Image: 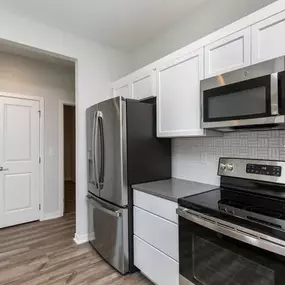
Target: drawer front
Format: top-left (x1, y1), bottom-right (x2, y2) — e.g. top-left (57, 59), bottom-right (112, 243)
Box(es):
top-left (133, 190), bottom-right (178, 224)
top-left (134, 235), bottom-right (179, 285)
top-left (134, 206), bottom-right (178, 261)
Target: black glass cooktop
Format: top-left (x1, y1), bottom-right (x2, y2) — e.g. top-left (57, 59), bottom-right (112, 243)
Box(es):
top-left (178, 188), bottom-right (285, 239)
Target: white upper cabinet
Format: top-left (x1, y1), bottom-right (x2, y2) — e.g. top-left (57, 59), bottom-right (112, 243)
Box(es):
top-left (131, 68), bottom-right (156, 100)
top-left (112, 80), bottom-right (132, 99)
top-left (252, 10), bottom-right (285, 64)
top-left (157, 48), bottom-right (205, 137)
top-left (112, 67), bottom-right (156, 100)
top-left (204, 28), bottom-right (251, 78)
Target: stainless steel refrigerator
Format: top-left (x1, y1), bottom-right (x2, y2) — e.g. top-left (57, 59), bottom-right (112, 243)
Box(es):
top-left (86, 96), bottom-right (171, 274)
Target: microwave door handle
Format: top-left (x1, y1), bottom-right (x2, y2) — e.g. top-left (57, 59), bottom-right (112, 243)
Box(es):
top-left (271, 72), bottom-right (279, 115)
top-left (94, 112), bottom-right (100, 189)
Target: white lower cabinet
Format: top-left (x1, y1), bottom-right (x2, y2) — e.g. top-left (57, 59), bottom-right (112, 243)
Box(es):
top-left (133, 190), bottom-right (178, 224)
top-left (133, 190), bottom-right (179, 285)
top-left (134, 236), bottom-right (179, 285)
top-left (134, 206), bottom-right (178, 261)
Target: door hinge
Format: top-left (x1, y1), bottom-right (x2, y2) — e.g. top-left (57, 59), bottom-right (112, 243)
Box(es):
top-left (39, 204), bottom-right (41, 210)
top-left (39, 157), bottom-right (41, 164)
top-left (38, 110), bottom-right (41, 117)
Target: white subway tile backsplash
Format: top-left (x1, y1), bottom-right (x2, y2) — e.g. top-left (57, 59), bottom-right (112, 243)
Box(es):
top-left (172, 130), bottom-right (285, 185)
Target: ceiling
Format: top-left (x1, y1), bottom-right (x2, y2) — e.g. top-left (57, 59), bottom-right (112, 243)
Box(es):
top-left (0, 0), bottom-right (208, 51)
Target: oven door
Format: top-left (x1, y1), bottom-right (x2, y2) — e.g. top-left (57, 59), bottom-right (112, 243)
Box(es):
top-left (177, 208), bottom-right (285, 285)
top-left (201, 73), bottom-right (285, 130)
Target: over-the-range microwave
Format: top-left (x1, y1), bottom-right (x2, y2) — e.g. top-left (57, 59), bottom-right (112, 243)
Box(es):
top-left (201, 56), bottom-right (285, 132)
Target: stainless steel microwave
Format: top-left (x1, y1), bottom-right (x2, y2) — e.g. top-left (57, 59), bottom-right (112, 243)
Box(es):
top-left (201, 56), bottom-right (285, 131)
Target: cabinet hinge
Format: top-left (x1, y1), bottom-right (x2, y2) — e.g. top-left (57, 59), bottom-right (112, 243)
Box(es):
top-left (38, 110), bottom-right (41, 117)
top-left (39, 204), bottom-right (41, 210)
top-left (39, 157), bottom-right (41, 164)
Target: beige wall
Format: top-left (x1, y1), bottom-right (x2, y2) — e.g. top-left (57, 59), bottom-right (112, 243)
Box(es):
top-left (0, 51), bottom-right (75, 217)
top-left (64, 105), bottom-right (76, 182)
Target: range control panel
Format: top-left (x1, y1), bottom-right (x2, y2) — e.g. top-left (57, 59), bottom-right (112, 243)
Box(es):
top-left (218, 158), bottom-right (285, 183)
top-left (246, 164), bottom-right (282, 177)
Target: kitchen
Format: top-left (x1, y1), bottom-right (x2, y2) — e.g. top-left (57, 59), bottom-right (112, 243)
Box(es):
top-left (0, 0), bottom-right (285, 284)
top-left (88, 0), bottom-right (285, 284)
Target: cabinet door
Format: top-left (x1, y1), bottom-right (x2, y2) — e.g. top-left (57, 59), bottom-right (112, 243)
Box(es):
top-left (252, 10), bottom-right (285, 64)
top-left (112, 80), bottom-right (132, 99)
top-left (132, 69), bottom-right (156, 100)
top-left (157, 48), bottom-right (205, 137)
top-left (205, 28), bottom-right (251, 78)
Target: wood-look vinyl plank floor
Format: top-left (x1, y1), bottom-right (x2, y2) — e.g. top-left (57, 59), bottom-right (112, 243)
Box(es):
top-left (0, 213), bottom-right (152, 285)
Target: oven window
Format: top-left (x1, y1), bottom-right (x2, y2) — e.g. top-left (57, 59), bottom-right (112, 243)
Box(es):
top-left (208, 86), bottom-right (266, 119)
top-left (193, 236), bottom-right (274, 285)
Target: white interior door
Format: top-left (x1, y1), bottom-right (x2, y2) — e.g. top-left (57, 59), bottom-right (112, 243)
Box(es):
top-left (0, 96), bottom-right (40, 228)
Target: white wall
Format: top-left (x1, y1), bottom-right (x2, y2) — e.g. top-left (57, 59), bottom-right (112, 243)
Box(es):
top-left (0, 52), bottom-right (75, 217)
top-left (0, 8), bottom-right (133, 240)
top-left (132, 0), bottom-right (277, 69)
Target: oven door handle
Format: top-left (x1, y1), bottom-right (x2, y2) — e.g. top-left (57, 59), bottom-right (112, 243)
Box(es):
top-left (177, 207), bottom-right (285, 257)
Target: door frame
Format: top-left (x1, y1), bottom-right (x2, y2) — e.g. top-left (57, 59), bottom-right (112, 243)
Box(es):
top-left (59, 100), bottom-right (76, 217)
top-left (0, 92), bottom-right (45, 221)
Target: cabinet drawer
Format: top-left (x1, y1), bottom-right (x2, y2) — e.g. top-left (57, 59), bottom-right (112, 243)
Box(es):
top-left (134, 206), bottom-right (178, 261)
top-left (133, 190), bottom-right (178, 224)
top-left (134, 235), bottom-right (179, 285)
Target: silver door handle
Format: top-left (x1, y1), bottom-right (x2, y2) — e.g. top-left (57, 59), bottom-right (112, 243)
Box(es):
top-left (91, 112), bottom-right (97, 185)
top-left (94, 112), bottom-right (100, 189)
top-left (87, 195), bottom-right (121, 217)
top-left (0, 167), bottom-right (8, 172)
top-left (97, 111), bottom-right (104, 189)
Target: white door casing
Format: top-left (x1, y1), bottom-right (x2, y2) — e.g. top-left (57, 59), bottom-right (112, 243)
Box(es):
top-left (0, 96), bottom-right (40, 228)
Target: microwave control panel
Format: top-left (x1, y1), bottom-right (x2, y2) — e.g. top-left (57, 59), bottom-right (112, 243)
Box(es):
top-left (246, 164), bottom-right (282, 177)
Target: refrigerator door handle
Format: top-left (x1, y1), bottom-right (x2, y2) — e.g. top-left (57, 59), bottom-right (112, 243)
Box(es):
top-left (94, 111), bottom-right (100, 189)
top-left (98, 111), bottom-right (105, 189)
top-left (91, 112), bottom-right (96, 185)
top-left (87, 195), bottom-right (121, 217)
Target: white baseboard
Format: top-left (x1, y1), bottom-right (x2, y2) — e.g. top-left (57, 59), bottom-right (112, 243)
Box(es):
top-left (42, 211), bottom-right (62, 221)
top-left (73, 232), bottom-right (94, 245)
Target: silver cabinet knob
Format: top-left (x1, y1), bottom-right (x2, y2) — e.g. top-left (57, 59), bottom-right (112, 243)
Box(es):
top-left (220, 163), bottom-right (226, 170)
top-left (226, 164), bottom-right (234, 171)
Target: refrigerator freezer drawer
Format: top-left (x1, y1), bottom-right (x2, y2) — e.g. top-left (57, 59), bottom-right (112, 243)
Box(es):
top-left (87, 194), bottom-right (129, 274)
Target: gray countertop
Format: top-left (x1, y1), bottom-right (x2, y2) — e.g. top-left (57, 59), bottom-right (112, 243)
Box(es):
top-left (132, 178), bottom-right (217, 202)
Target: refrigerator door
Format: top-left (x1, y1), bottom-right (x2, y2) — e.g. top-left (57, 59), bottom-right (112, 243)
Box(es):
top-left (97, 97), bottom-right (127, 206)
top-left (86, 104), bottom-right (100, 197)
top-left (87, 194), bottom-right (129, 274)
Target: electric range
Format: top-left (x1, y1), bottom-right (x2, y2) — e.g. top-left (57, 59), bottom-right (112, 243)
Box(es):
top-left (177, 158), bottom-right (285, 285)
